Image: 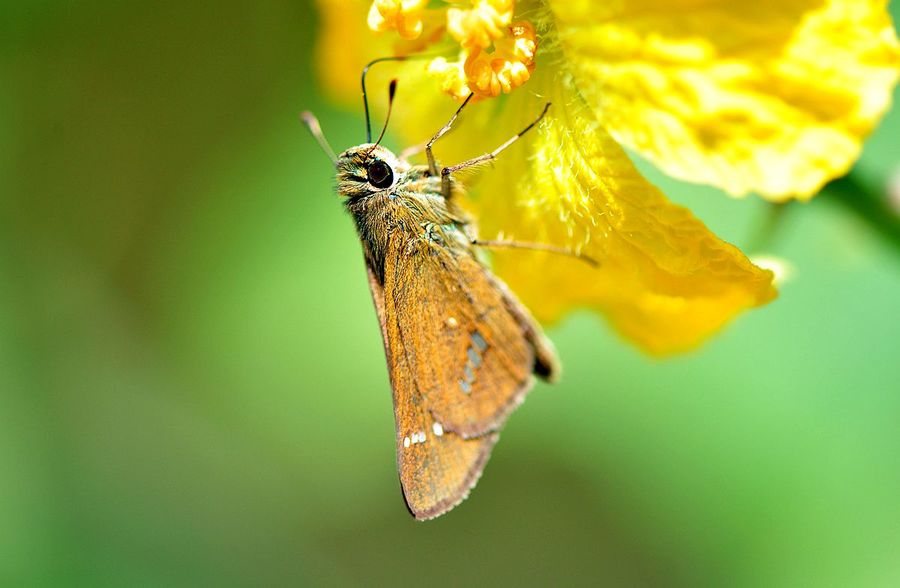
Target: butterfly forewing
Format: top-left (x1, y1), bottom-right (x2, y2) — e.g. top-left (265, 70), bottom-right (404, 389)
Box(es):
top-left (392, 243), bottom-right (540, 438)
top-left (365, 230), bottom-right (556, 519)
top-left (367, 261), bottom-right (499, 520)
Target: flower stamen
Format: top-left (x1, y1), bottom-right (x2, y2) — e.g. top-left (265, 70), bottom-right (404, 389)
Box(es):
top-left (459, 21), bottom-right (538, 99)
top-left (367, 0), bottom-right (429, 40)
top-left (366, 0), bottom-right (538, 101)
top-left (447, 0), bottom-right (514, 49)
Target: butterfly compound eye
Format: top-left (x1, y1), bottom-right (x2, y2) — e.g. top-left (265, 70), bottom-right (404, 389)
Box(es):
top-left (367, 160), bottom-right (393, 189)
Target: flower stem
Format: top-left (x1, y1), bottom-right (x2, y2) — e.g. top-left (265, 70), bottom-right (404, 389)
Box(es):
top-left (824, 172), bottom-right (900, 253)
top-left (746, 201), bottom-right (792, 253)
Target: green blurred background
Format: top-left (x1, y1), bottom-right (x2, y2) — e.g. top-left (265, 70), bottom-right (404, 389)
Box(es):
top-left (3, 2), bottom-right (900, 586)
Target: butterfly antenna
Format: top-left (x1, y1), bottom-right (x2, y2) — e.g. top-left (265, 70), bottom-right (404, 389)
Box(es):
top-left (362, 56), bottom-right (410, 143)
top-left (374, 80), bottom-right (398, 147)
top-left (300, 111), bottom-right (337, 164)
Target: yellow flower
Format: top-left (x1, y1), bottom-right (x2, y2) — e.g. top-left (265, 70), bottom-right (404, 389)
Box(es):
top-left (313, 0), bottom-right (900, 354)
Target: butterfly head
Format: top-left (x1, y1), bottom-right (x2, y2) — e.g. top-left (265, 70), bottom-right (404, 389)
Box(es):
top-left (303, 73), bottom-right (405, 200)
top-left (336, 144), bottom-right (407, 199)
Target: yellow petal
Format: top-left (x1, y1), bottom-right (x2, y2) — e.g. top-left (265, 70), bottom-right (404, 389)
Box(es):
top-left (550, 0), bottom-right (900, 200)
top-left (465, 74), bottom-right (776, 354)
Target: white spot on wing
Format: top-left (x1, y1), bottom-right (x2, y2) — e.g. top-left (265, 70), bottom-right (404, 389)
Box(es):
top-left (403, 436), bottom-right (411, 448)
top-left (446, 317), bottom-right (458, 328)
top-left (432, 422), bottom-right (444, 437)
top-left (471, 330), bottom-right (488, 352)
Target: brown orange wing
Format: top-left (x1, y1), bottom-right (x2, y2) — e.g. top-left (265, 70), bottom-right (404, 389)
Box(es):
top-left (388, 245), bottom-right (545, 438)
top-left (366, 261), bottom-right (498, 520)
top-left (367, 234), bottom-right (557, 519)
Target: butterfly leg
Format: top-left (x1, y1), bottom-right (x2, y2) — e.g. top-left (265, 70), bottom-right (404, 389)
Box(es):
top-left (427, 93), bottom-right (475, 176)
top-left (472, 238), bottom-right (599, 268)
top-left (399, 143), bottom-right (426, 161)
top-left (441, 103), bottom-right (551, 198)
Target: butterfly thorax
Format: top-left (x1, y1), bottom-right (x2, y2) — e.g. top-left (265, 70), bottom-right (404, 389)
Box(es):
top-left (337, 144), bottom-right (472, 283)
